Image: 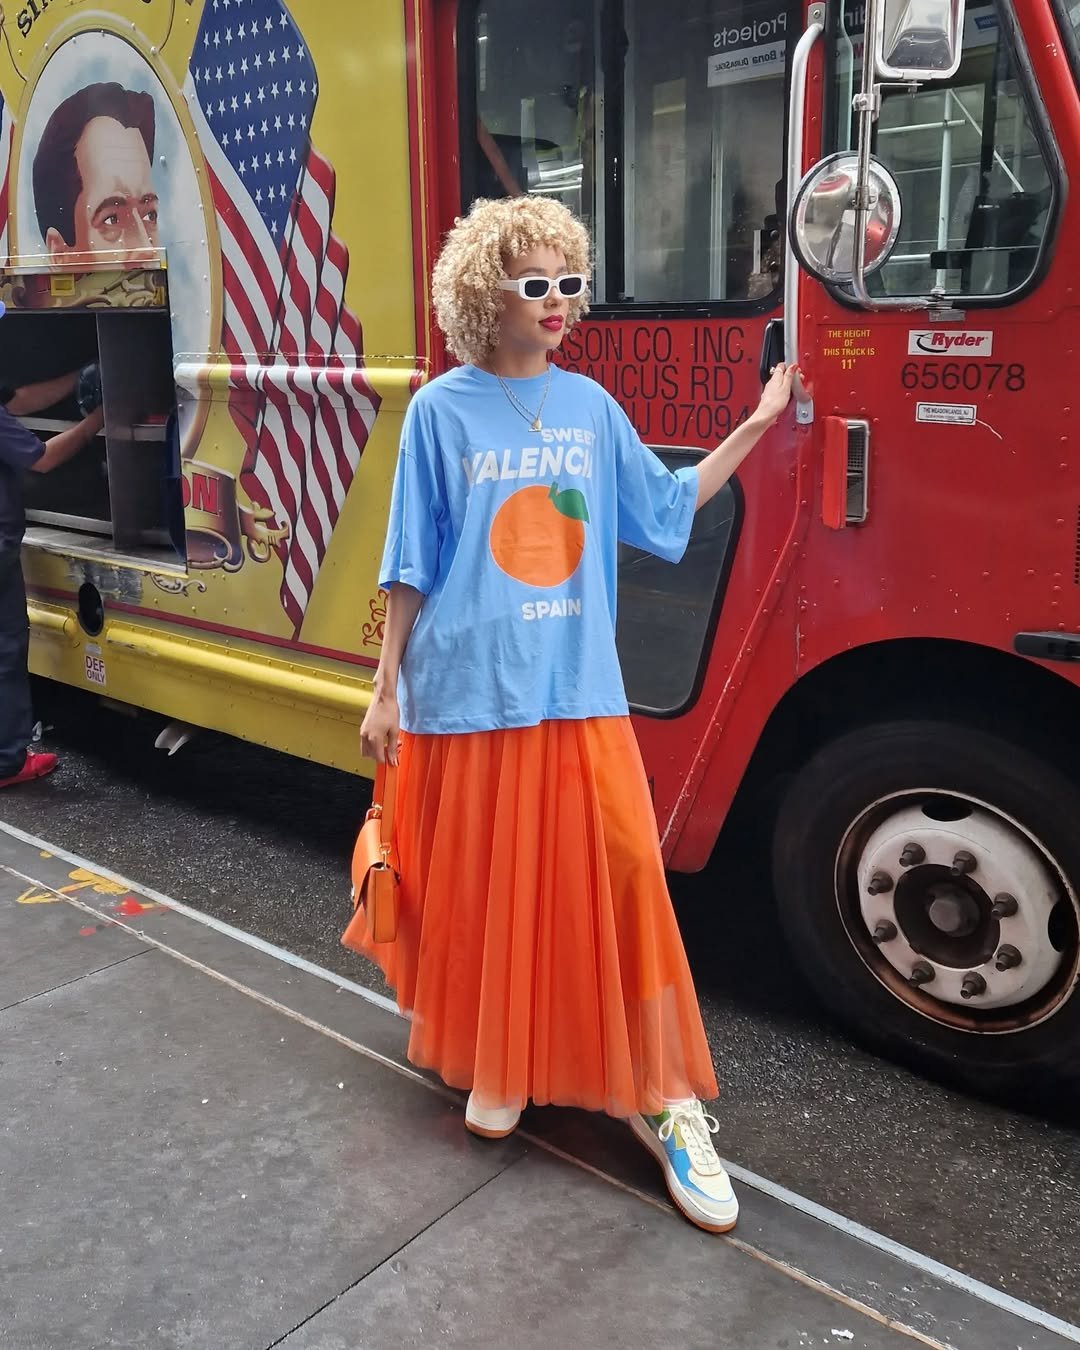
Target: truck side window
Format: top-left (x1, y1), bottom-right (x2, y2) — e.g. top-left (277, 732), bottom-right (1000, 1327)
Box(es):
top-left (616, 451), bottom-right (741, 715)
top-left (621, 0), bottom-right (785, 304)
top-left (468, 7), bottom-right (597, 235)
top-left (833, 0), bottom-right (1056, 299)
top-left (462, 0), bottom-right (786, 307)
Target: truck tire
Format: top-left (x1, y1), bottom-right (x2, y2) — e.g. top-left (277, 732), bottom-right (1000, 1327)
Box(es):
top-left (772, 721), bottom-right (1080, 1096)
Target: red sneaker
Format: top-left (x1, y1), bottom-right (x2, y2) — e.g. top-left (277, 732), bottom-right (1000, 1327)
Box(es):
top-left (0, 750), bottom-right (58, 788)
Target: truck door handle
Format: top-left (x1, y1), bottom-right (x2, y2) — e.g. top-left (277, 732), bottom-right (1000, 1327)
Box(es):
top-left (759, 319), bottom-right (785, 385)
top-left (784, 3), bottom-right (825, 424)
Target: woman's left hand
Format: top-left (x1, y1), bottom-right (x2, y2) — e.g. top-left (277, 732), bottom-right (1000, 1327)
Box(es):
top-left (755, 362), bottom-right (798, 427)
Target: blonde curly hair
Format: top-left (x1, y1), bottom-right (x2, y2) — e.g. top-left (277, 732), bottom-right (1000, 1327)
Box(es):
top-left (432, 196), bottom-right (591, 366)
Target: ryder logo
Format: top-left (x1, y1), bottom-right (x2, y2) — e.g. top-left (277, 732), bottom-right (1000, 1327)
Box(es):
top-left (907, 330), bottom-right (994, 357)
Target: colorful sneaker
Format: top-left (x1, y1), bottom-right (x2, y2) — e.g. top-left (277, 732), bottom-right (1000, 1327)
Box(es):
top-left (0, 750), bottom-right (58, 789)
top-left (465, 1093), bottom-right (521, 1139)
top-left (630, 1098), bottom-right (739, 1233)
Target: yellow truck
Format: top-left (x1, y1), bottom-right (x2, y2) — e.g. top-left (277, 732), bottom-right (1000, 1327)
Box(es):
top-left (5, 0), bottom-right (416, 772)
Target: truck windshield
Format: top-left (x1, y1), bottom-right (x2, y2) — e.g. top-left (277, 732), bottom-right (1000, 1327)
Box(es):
top-left (831, 0), bottom-right (1057, 299)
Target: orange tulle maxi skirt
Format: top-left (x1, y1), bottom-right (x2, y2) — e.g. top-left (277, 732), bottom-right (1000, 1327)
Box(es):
top-left (342, 717), bottom-right (718, 1118)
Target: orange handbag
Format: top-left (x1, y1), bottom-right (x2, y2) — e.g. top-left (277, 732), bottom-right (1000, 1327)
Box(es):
top-left (344, 763), bottom-right (399, 946)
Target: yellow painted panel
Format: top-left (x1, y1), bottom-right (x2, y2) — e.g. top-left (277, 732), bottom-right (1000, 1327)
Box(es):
top-left (28, 599), bottom-right (378, 775)
top-left (11, 0), bottom-right (423, 773)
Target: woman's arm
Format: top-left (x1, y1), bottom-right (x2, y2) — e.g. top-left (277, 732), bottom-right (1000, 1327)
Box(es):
top-left (360, 583), bottom-right (425, 765)
top-left (693, 362), bottom-right (796, 510)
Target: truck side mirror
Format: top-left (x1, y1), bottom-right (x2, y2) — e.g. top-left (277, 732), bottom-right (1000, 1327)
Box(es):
top-left (790, 152), bottom-right (902, 285)
top-left (875, 0), bottom-right (966, 82)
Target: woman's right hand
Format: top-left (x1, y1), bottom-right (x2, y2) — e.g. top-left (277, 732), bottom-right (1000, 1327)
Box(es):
top-left (361, 691), bottom-right (401, 765)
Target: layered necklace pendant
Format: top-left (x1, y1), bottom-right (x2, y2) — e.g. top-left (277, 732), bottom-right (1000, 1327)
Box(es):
top-left (495, 365), bottom-right (552, 433)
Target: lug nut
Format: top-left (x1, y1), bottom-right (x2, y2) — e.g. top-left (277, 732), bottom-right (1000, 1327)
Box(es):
top-left (951, 850), bottom-right (977, 876)
top-left (996, 944), bottom-right (1022, 971)
top-left (961, 971), bottom-right (987, 999)
top-left (867, 871), bottom-right (894, 895)
top-left (991, 893), bottom-right (1018, 920)
top-left (908, 961), bottom-right (935, 987)
top-left (872, 920), bottom-right (898, 944)
top-left (899, 843), bottom-right (926, 867)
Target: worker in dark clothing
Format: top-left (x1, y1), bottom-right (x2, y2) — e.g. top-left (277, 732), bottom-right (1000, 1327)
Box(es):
top-left (0, 349), bottom-right (104, 788)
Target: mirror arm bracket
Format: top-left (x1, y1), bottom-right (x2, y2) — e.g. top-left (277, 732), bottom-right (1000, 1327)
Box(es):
top-left (851, 0), bottom-right (884, 308)
top-left (849, 0), bottom-right (964, 311)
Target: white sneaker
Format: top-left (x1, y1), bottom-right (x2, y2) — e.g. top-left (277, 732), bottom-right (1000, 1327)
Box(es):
top-left (630, 1098), bottom-right (739, 1233)
top-left (465, 1092), bottom-right (521, 1139)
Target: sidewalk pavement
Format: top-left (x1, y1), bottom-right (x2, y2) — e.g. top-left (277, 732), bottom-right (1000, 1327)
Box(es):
top-left (1, 822), bottom-right (1076, 1350)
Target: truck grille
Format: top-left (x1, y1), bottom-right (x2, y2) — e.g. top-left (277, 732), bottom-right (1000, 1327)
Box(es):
top-left (1075, 505), bottom-right (1080, 585)
top-left (844, 420), bottom-right (870, 525)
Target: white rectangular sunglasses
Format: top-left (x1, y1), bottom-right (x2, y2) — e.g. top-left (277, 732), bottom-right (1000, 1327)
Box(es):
top-left (497, 274), bottom-right (588, 301)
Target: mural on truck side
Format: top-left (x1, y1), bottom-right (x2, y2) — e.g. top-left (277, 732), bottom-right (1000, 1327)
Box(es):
top-left (0, 0), bottom-right (381, 638)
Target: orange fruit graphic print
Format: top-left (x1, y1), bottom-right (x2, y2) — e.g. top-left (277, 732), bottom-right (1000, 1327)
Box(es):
top-left (489, 482), bottom-right (590, 588)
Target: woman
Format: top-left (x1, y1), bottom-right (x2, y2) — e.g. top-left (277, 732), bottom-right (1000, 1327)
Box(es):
top-left (353, 195), bottom-right (795, 1234)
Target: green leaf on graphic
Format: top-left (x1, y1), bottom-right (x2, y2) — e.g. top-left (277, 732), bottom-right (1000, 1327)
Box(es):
top-left (548, 482), bottom-right (590, 524)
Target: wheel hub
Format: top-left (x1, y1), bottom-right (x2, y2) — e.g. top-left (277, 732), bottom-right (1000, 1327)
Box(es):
top-left (850, 800), bottom-right (1069, 1016)
top-left (927, 886), bottom-right (980, 937)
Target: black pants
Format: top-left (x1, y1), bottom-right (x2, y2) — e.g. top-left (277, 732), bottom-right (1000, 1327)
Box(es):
top-left (0, 545), bottom-right (31, 778)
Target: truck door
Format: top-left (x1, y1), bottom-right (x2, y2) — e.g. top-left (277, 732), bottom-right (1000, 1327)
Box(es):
top-left (453, 0), bottom-right (803, 840)
top-left (796, 0), bottom-right (1061, 460)
top-left (772, 0), bottom-right (1080, 1092)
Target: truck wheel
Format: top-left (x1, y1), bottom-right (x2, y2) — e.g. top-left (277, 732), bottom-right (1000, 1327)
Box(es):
top-left (772, 721), bottom-right (1080, 1093)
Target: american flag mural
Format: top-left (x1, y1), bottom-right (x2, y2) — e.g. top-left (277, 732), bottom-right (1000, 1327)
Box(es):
top-left (184, 0), bottom-right (380, 633)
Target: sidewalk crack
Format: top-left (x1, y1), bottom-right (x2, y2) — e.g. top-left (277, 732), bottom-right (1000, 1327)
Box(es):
top-left (0, 948), bottom-right (150, 1014)
top-left (264, 1154), bottom-right (529, 1349)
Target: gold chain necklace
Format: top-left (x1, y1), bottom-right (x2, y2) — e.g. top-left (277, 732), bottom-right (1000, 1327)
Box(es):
top-left (494, 365), bottom-right (552, 432)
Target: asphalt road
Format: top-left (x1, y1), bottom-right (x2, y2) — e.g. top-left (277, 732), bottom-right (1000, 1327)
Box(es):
top-left (4, 686), bottom-right (1080, 1329)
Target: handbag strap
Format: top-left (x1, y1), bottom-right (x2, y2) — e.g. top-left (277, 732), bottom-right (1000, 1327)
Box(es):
top-left (377, 761), bottom-right (398, 841)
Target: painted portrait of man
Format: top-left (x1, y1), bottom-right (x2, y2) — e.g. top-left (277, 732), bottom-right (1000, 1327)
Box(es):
top-left (32, 82), bottom-right (161, 267)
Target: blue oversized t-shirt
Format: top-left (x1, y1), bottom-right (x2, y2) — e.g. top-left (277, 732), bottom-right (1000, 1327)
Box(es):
top-left (380, 364), bottom-right (697, 735)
